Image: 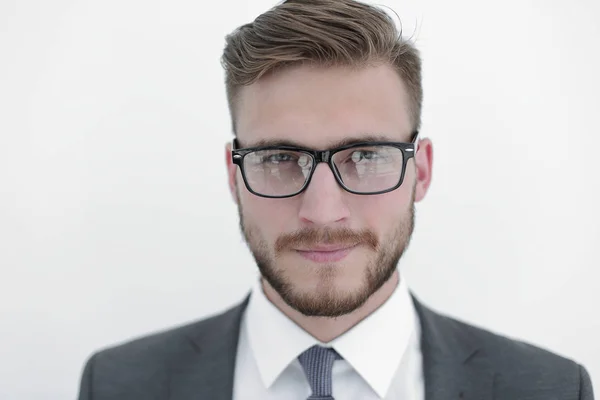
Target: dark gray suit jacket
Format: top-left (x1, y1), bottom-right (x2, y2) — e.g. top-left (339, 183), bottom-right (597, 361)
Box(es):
top-left (78, 295), bottom-right (594, 399)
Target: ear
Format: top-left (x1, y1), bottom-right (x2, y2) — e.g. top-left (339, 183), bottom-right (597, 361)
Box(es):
top-left (413, 138), bottom-right (433, 202)
top-left (225, 142), bottom-right (240, 205)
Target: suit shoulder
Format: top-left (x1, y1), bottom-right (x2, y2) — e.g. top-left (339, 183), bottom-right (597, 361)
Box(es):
top-left (78, 299), bottom-right (248, 399)
top-left (439, 312), bottom-right (590, 396)
top-left (91, 298), bottom-right (247, 366)
top-left (451, 316), bottom-right (578, 370)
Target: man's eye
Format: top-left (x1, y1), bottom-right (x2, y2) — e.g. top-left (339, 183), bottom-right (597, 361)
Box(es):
top-left (265, 153), bottom-right (295, 163)
top-left (351, 150), bottom-right (379, 163)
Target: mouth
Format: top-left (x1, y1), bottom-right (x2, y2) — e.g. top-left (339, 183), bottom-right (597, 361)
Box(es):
top-left (294, 244), bottom-right (358, 263)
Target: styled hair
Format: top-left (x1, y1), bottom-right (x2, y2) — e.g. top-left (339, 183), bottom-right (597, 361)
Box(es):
top-left (221, 0), bottom-right (422, 135)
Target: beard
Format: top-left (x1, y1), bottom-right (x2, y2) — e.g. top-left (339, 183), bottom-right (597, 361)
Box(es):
top-left (237, 189), bottom-right (416, 317)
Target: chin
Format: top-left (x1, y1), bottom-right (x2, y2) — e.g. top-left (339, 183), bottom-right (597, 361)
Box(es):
top-left (293, 266), bottom-right (367, 293)
top-left (286, 281), bottom-right (373, 317)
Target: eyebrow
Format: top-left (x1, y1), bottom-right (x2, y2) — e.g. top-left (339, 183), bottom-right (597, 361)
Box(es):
top-left (244, 134), bottom-right (406, 150)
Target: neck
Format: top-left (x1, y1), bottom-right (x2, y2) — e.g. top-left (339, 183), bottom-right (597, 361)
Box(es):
top-left (261, 270), bottom-right (400, 343)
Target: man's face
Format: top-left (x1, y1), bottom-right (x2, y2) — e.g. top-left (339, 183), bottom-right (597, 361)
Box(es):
top-left (226, 64), bottom-right (432, 317)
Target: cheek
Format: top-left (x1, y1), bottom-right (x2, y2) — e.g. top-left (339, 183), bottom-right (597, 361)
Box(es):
top-left (351, 186), bottom-right (413, 229)
top-left (240, 193), bottom-right (297, 234)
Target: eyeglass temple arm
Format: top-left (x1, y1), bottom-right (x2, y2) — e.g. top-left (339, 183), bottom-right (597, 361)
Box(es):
top-left (411, 130), bottom-right (420, 154)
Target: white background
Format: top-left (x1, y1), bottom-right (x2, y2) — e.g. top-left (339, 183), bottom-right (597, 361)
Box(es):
top-left (1, 0), bottom-right (599, 398)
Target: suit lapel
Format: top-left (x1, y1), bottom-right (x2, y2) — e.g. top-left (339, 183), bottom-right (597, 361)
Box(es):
top-left (413, 296), bottom-right (496, 400)
top-left (168, 296), bottom-right (250, 400)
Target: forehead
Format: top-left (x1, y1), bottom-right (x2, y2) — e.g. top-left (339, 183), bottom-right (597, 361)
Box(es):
top-left (235, 64), bottom-right (413, 148)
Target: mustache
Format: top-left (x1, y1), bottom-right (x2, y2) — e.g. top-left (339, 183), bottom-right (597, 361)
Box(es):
top-left (274, 227), bottom-right (379, 253)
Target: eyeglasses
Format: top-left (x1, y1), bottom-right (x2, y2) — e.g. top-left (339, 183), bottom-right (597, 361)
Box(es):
top-left (232, 131), bottom-right (419, 198)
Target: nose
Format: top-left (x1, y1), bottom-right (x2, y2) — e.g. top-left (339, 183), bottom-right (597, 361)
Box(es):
top-left (297, 163), bottom-right (350, 225)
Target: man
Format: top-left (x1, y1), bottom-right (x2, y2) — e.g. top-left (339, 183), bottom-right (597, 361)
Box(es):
top-left (78, 0), bottom-right (594, 399)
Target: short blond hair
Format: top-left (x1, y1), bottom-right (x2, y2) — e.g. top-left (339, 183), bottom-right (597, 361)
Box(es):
top-left (221, 0), bottom-right (422, 134)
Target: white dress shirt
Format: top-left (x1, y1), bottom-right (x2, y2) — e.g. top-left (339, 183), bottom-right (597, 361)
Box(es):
top-left (233, 273), bottom-right (424, 400)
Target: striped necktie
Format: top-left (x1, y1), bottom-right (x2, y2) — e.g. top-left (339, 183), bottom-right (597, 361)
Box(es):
top-left (298, 345), bottom-right (343, 400)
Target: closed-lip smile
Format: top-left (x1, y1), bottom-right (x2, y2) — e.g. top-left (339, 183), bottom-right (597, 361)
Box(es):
top-left (295, 244), bottom-right (358, 263)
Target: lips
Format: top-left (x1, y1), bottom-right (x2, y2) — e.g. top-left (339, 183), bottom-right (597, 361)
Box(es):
top-left (295, 244), bottom-right (358, 263)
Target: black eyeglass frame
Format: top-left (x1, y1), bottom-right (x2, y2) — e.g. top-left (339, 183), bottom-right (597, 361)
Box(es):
top-left (231, 131), bottom-right (420, 198)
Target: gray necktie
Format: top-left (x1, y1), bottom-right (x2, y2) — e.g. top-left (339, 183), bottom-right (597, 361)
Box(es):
top-left (298, 345), bottom-right (343, 400)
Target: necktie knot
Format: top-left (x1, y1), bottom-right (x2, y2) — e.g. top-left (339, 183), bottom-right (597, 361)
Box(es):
top-left (298, 345), bottom-right (342, 400)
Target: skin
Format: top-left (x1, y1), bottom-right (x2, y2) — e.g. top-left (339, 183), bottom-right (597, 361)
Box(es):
top-left (225, 63), bottom-right (433, 342)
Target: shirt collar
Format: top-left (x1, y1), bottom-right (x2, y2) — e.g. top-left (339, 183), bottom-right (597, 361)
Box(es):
top-left (245, 278), bottom-right (320, 389)
top-left (330, 276), bottom-right (416, 397)
top-left (244, 273), bottom-right (417, 398)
